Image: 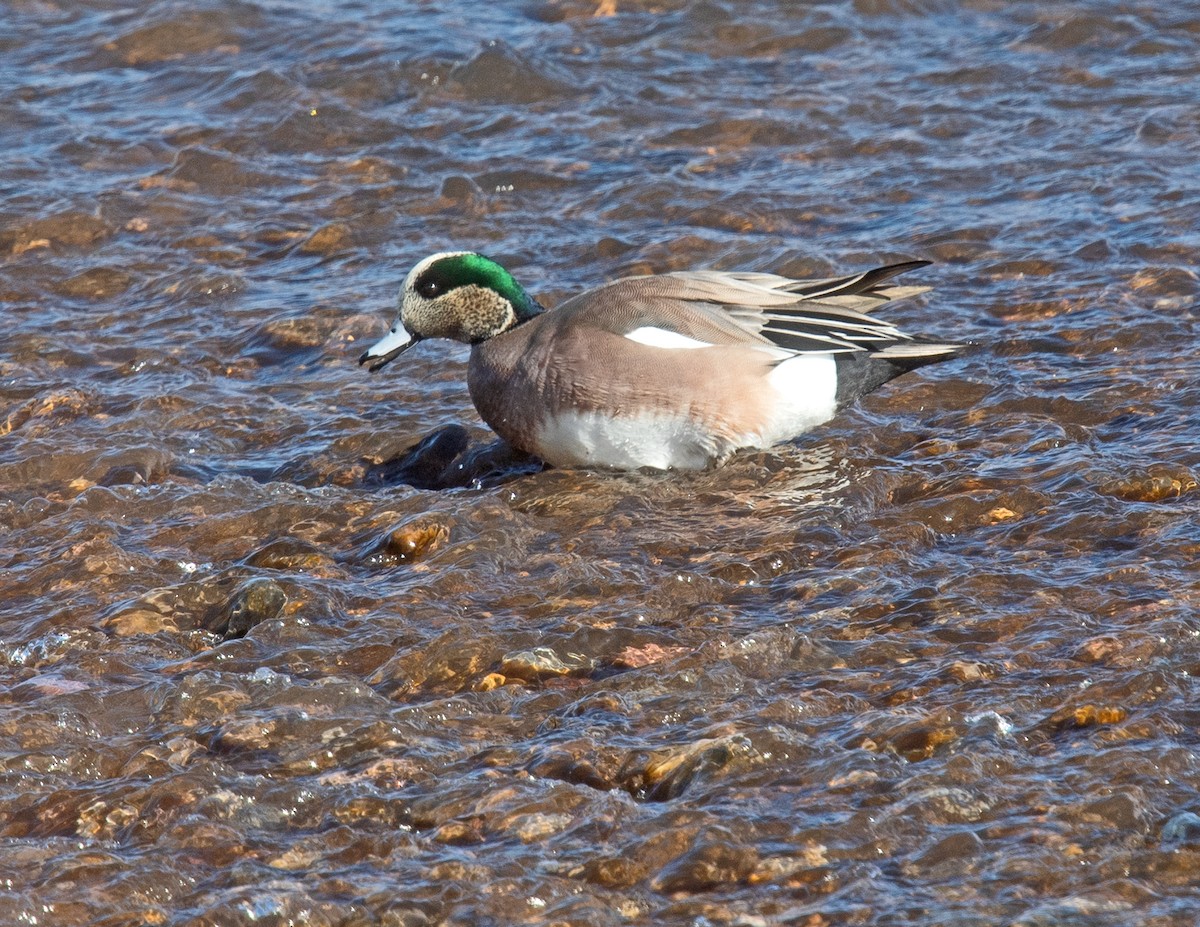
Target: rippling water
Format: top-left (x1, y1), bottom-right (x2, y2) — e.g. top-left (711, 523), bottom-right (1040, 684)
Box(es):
top-left (4, 1), bottom-right (1200, 924)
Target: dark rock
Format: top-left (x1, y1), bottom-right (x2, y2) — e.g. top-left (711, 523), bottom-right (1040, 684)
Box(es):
top-left (244, 537), bottom-right (332, 571)
top-left (1162, 811), bottom-right (1200, 848)
top-left (449, 40), bottom-right (576, 104)
top-left (358, 518), bottom-right (451, 567)
top-left (204, 578), bottom-right (287, 638)
top-left (619, 735), bottom-right (758, 801)
top-left (364, 424), bottom-right (470, 488)
top-left (652, 840), bottom-right (759, 893)
top-left (498, 646), bottom-right (594, 682)
top-left (364, 424), bottom-right (540, 490)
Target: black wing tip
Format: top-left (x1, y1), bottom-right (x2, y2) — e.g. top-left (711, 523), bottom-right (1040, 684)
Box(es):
top-left (860, 259), bottom-right (934, 288)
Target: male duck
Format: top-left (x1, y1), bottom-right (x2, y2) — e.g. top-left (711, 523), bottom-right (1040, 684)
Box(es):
top-left (359, 251), bottom-right (964, 471)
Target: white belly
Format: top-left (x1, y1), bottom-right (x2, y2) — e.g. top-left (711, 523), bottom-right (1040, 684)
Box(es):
top-left (533, 410), bottom-right (723, 470)
top-left (527, 353), bottom-right (839, 471)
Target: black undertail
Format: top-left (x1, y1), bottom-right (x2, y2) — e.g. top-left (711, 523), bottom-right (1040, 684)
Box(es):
top-left (833, 346), bottom-right (956, 408)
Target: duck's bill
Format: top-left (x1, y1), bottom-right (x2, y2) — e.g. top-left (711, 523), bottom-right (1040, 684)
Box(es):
top-left (359, 323), bottom-right (417, 372)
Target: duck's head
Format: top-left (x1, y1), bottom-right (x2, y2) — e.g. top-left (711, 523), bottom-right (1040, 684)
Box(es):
top-left (359, 251), bottom-right (543, 372)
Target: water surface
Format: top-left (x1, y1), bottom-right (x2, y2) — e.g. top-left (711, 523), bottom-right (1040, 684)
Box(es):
top-left (3, 1), bottom-right (1200, 924)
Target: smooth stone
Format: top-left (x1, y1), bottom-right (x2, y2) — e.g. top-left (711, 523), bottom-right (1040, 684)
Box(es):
top-left (204, 578), bottom-right (287, 639)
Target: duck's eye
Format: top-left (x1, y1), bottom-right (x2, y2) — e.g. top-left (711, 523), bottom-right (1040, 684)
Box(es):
top-left (417, 279), bottom-right (442, 299)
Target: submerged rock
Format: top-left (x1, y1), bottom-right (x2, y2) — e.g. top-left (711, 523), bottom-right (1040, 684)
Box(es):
top-left (364, 424), bottom-right (469, 488)
top-left (618, 734), bottom-right (758, 801)
top-left (651, 840), bottom-right (760, 893)
top-left (363, 423), bottom-right (539, 489)
top-left (203, 578), bottom-right (287, 639)
top-left (357, 518), bottom-right (451, 567)
top-left (1161, 811), bottom-right (1200, 848)
top-left (449, 40), bottom-right (577, 104)
top-left (1099, 468), bottom-right (1197, 502)
top-left (244, 537), bottom-right (334, 572)
top-left (498, 646), bottom-right (594, 682)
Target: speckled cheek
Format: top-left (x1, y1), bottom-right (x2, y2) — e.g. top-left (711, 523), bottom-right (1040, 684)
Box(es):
top-left (454, 285), bottom-right (515, 342)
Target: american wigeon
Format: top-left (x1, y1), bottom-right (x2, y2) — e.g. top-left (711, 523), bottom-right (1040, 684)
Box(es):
top-left (360, 251), bottom-right (964, 470)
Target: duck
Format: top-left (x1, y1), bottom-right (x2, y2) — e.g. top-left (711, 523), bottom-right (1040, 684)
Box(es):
top-left (359, 251), bottom-right (964, 471)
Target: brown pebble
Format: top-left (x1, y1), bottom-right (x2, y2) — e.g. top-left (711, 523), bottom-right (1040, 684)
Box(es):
top-left (947, 661), bottom-right (988, 682)
top-left (1074, 636), bottom-right (1122, 664)
top-left (582, 856), bottom-right (647, 889)
top-left (55, 267), bottom-right (134, 299)
top-left (474, 673), bottom-right (507, 691)
top-left (300, 222), bottom-right (354, 254)
top-left (652, 841), bottom-right (759, 893)
top-left (886, 726), bottom-right (958, 761)
top-left (498, 646), bottom-right (592, 681)
top-left (103, 607), bottom-right (183, 637)
top-left (244, 537), bottom-right (333, 571)
top-left (3, 210), bottom-right (111, 253)
top-left (384, 520), bottom-right (450, 562)
top-left (2, 389), bottom-right (93, 436)
top-left (621, 735), bottom-right (754, 801)
top-left (1099, 470), bottom-right (1197, 502)
top-left (1045, 703), bottom-right (1128, 732)
top-left (612, 642), bottom-right (689, 668)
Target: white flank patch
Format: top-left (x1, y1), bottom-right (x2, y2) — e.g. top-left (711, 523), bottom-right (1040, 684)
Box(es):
top-left (761, 353), bottom-right (838, 443)
top-left (536, 410), bottom-right (719, 470)
top-left (623, 327), bottom-right (714, 350)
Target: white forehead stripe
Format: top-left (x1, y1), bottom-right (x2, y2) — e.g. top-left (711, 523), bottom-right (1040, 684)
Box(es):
top-left (406, 250), bottom-right (472, 287)
top-left (624, 327), bottom-right (713, 350)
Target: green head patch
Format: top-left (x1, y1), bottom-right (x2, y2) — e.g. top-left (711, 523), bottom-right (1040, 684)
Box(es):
top-left (413, 253), bottom-right (540, 321)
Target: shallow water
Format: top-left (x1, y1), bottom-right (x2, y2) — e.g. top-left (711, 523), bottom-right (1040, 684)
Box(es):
top-left (3, 0), bottom-right (1200, 924)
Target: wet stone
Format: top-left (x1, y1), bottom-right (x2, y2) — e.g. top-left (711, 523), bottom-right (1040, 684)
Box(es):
top-left (378, 907), bottom-right (433, 927)
top-left (1099, 469), bottom-right (1197, 502)
top-left (908, 829), bottom-right (984, 875)
top-left (1161, 811), bottom-right (1200, 848)
top-left (3, 210), bottom-right (112, 255)
top-left (1043, 703), bottom-right (1128, 734)
top-left (364, 424), bottom-right (469, 488)
top-left (857, 716), bottom-right (960, 762)
top-left (203, 577), bottom-right (287, 639)
top-left (244, 537), bottom-right (333, 571)
top-left (253, 316), bottom-right (329, 351)
top-left (360, 518), bottom-right (451, 567)
top-left (102, 14), bottom-right (242, 66)
top-left (54, 267), bottom-right (135, 300)
top-left (526, 749), bottom-right (616, 791)
top-left (449, 40), bottom-right (576, 104)
top-left (498, 646), bottom-right (594, 682)
top-left (440, 174), bottom-right (484, 205)
top-left (580, 856), bottom-right (649, 890)
top-left (1, 389), bottom-right (93, 436)
top-left (651, 840), bottom-right (760, 893)
top-left (365, 424), bottom-right (540, 490)
top-left (300, 222), bottom-right (354, 255)
top-left (436, 437), bottom-right (542, 488)
top-left (167, 147), bottom-right (282, 193)
top-left (96, 447), bottom-right (173, 487)
top-left (619, 735), bottom-right (758, 801)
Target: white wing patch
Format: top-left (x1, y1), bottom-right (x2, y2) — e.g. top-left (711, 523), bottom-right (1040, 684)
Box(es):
top-left (624, 327), bottom-right (714, 350)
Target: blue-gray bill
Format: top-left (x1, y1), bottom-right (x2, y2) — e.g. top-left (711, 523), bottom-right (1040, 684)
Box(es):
top-left (359, 323), bottom-right (417, 372)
